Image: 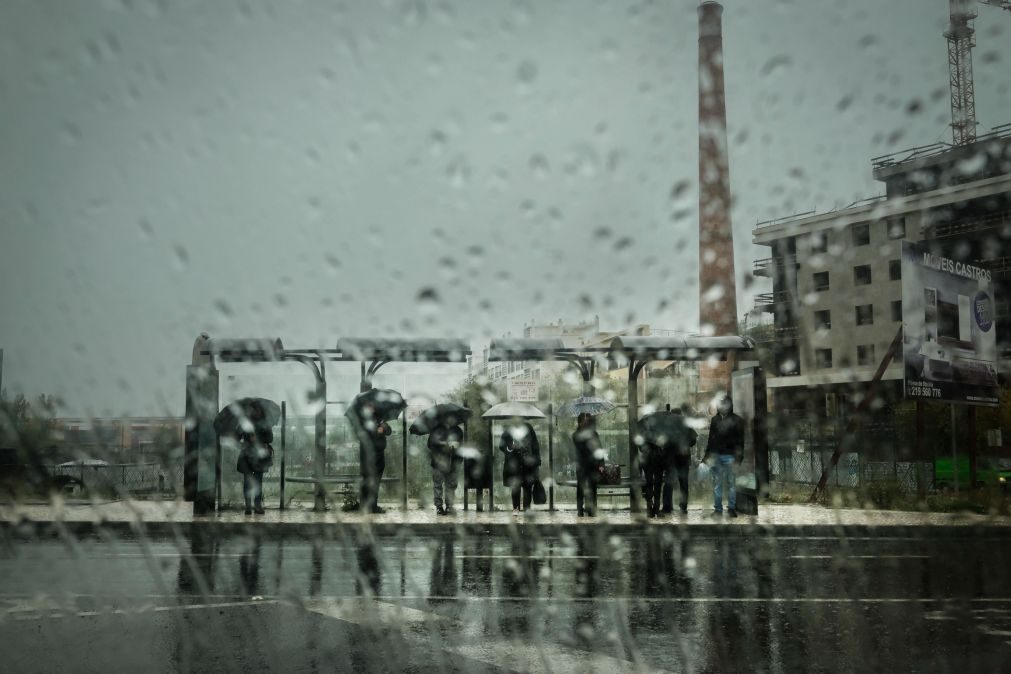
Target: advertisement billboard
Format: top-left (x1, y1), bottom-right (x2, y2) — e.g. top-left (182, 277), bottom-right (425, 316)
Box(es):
top-left (507, 379), bottom-right (539, 402)
top-left (902, 241), bottom-right (998, 406)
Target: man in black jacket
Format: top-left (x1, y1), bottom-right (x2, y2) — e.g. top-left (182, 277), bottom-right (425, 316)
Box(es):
top-left (704, 396), bottom-right (745, 518)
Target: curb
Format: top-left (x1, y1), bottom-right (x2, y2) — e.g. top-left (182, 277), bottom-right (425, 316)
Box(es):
top-left (5, 518), bottom-right (1011, 541)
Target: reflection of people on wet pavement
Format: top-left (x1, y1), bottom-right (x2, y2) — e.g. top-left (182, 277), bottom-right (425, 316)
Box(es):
top-left (428, 537), bottom-right (457, 601)
top-left (572, 535), bottom-right (599, 645)
top-left (177, 528), bottom-right (217, 594)
top-left (461, 533), bottom-right (492, 596)
top-left (357, 542), bottom-right (381, 597)
top-left (239, 536), bottom-right (262, 596)
top-left (500, 540), bottom-right (542, 636)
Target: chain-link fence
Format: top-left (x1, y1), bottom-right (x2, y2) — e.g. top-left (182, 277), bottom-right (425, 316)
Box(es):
top-left (769, 447), bottom-right (934, 493)
top-left (48, 463), bottom-right (176, 497)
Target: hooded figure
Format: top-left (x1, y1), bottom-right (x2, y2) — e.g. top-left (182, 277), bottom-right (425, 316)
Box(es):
top-left (704, 396), bottom-right (745, 517)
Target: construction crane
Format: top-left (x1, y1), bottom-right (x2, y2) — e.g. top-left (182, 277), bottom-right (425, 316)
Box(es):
top-left (945, 0), bottom-right (978, 145)
top-left (944, 1), bottom-right (1010, 146)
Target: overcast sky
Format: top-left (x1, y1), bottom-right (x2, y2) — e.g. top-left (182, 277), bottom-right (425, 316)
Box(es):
top-left (1, 0), bottom-right (1009, 417)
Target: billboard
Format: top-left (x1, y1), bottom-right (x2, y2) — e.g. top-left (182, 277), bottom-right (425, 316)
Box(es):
top-left (506, 379), bottom-right (539, 402)
top-left (902, 241), bottom-right (998, 406)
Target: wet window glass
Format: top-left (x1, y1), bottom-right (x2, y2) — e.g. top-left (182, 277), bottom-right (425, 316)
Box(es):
top-left (2, 0), bottom-right (1011, 671)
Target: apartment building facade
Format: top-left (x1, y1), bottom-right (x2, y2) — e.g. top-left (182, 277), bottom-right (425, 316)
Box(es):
top-left (754, 127), bottom-right (1011, 415)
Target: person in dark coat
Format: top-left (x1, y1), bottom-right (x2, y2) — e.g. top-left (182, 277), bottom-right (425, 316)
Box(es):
top-left (663, 405), bottom-right (697, 514)
top-left (704, 396), bottom-right (745, 517)
top-left (428, 422), bottom-right (463, 516)
top-left (641, 439), bottom-right (668, 518)
top-left (499, 418), bottom-right (541, 513)
top-left (572, 413), bottom-right (605, 517)
top-left (355, 401), bottom-right (392, 514)
top-left (236, 425), bottom-right (273, 515)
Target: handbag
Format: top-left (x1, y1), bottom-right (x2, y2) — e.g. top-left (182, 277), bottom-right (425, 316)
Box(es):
top-left (532, 480), bottom-right (547, 505)
top-left (599, 463), bottom-right (622, 486)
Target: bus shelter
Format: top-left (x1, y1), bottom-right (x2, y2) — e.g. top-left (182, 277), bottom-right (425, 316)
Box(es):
top-left (608, 335), bottom-right (756, 512)
top-left (184, 335), bottom-right (470, 514)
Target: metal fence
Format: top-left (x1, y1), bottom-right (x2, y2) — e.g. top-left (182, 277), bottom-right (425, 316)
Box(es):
top-left (48, 463), bottom-right (175, 495)
top-left (769, 448), bottom-right (934, 493)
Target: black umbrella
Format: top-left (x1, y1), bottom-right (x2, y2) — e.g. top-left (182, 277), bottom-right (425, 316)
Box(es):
top-left (409, 403), bottom-right (473, 435)
top-left (213, 398), bottom-right (281, 436)
top-left (345, 388), bottom-right (407, 423)
top-left (638, 410), bottom-right (689, 450)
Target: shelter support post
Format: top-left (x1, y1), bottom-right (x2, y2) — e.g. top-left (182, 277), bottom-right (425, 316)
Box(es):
top-left (809, 327), bottom-right (902, 503)
top-left (279, 401), bottom-right (287, 510)
top-left (402, 415), bottom-right (408, 511)
top-left (916, 400), bottom-right (927, 499)
top-left (969, 406), bottom-right (977, 489)
top-left (488, 423), bottom-right (495, 511)
top-left (548, 404), bottom-right (554, 512)
top-left (626, 359), bottom-right (646, 514)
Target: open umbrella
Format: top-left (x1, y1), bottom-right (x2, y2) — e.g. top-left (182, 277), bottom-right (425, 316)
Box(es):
top-left (345, 388), bottom-right (407, 423)
top-left (638, 410), bottom-right (690, 449)
top-left (213, 397), bottom-right (281, 436)
top-left (481, 401), bottom-right (546, 419)
top-left (409, 403), bottom-right (472, 435)
top-left (555, 396), bottom-right (617, 418)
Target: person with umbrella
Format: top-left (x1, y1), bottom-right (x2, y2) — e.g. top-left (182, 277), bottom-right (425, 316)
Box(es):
top-left (428, 420), bottom-right (464, 516)
top-left (230, 402), bottom-right (275, 516)
top-left (410, 403), bottom-right (472, 516)
top-left (663, 404), bottom-right (697, 515)
top-left (573, 412), bottom-right (606, 517)
top-left (499, 417), bottom-right (541, 513)
top-left (352, 400), bottom-right (393, 514)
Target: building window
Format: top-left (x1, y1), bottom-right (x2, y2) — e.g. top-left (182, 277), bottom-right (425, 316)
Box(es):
top-left (810, 232), bottom-right (828, 254)
top-left (887, 217), bottom-right (906, 239)
top-left (814, 310), bottom-right (831, 330)
top-left (813, 271), bottom-right (830, 291)
top-left (889, 259), bottom-right (901, 281)
top-left (815, 349), bottom-right (833, 369)
top-left (853, 223), bottom-right (870, 246)
top-left (857, 344), bottom-right (876, 366)
top-left (891, 300), bottom-right (903, 322)
top-left (856, 304), bottom-right (874, 326)
top-left (854, 265), bottom-right (872, 286)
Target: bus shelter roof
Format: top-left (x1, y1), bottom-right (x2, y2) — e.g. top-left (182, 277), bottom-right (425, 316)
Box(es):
top-left (608, 335), bottom-right (754, 362)
top-left (487, 337), bottom-right (607, 362)
top-left (335, 337), bottom-right (471, 363)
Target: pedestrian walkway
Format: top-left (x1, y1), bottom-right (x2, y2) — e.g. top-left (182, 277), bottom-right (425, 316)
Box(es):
top-left (3, 498), bottom-right (1010, 535)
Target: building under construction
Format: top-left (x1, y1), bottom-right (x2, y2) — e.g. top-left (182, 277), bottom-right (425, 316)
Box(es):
top-left (750, 0), bottom-right (1011, 482)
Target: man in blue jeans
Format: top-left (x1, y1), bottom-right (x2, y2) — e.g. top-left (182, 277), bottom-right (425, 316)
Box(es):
top-left (704, 396), bottom-right (745, 518)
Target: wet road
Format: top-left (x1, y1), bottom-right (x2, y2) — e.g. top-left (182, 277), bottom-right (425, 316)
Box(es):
top-left (2, 528), bottom-right (1010, 672)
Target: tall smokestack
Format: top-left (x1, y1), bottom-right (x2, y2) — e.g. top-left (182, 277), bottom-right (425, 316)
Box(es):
top-left (697, 1), bottom-right (738, 337)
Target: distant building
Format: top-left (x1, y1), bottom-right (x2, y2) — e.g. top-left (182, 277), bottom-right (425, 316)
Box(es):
top-left (753, 125), bottom-right (1011, 416)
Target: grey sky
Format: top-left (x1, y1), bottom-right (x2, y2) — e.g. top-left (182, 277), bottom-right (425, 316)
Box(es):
top-left (1, 0), bottom-right (1009, 416)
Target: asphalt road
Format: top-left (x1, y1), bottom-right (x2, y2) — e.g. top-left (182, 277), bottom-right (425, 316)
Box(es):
top-left (1, 527), bottom-right (1010, 672)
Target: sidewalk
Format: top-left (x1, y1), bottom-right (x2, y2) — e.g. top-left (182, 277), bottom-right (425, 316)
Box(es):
top-left (4, 499), bottom-right (1011, 537)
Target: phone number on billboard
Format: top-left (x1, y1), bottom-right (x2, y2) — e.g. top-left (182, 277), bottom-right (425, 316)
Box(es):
top-left (908, 383), bottom-right (942, 398)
